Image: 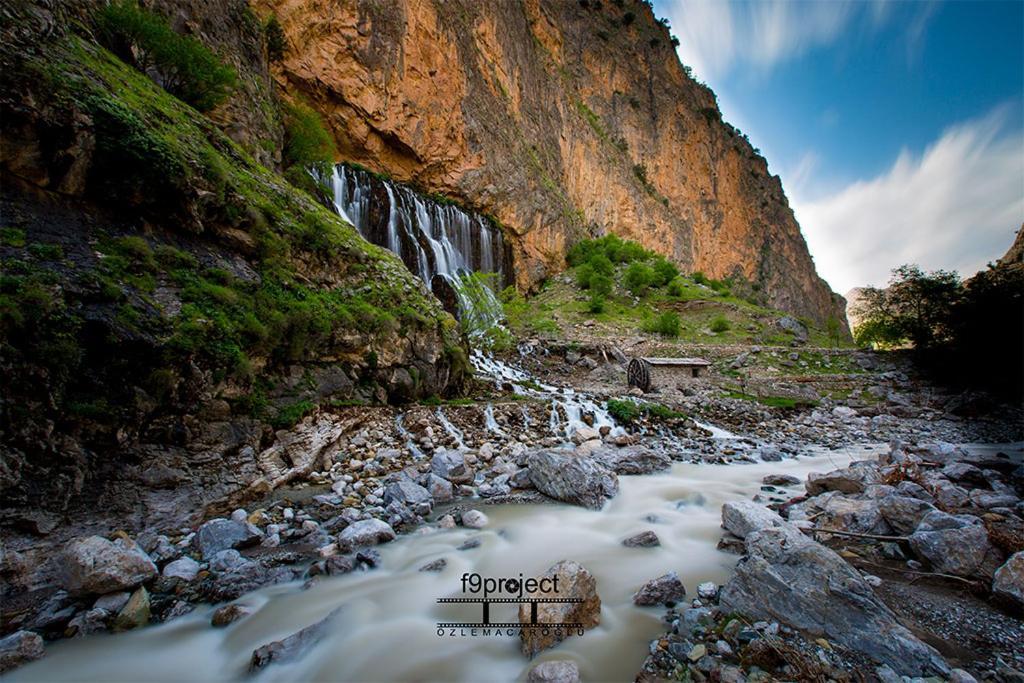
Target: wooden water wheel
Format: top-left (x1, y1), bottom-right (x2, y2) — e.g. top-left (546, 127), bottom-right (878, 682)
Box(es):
top-left (627, 358), bottom-right (651, 392)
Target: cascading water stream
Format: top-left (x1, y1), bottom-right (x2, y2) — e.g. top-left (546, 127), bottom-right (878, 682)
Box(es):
top-left (434, 408), bottom-right (466, 450)
top-left (330, 165), bottom-right (510, 336)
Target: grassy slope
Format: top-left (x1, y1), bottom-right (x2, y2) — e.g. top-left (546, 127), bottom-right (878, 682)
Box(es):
top-left (502, 263), bottom-right (852, 348)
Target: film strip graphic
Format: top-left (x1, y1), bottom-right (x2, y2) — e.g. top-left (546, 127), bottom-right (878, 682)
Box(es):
top-left (436, 597), bottom-right (584, 629)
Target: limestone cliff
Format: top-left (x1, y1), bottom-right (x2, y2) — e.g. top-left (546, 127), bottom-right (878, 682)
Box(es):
top-left (258, 0), bottom-right (848, 328)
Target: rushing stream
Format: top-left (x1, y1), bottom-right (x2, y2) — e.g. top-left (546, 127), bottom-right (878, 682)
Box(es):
top-left (10, 446), bottom-right (869, 683)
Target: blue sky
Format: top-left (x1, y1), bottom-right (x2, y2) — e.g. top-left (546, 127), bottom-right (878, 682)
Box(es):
top-left (653, 0), bottom-right (1024, 293)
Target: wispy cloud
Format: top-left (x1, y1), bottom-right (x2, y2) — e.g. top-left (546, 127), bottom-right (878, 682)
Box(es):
top-left (661, 0), bottom-right (864, 79)
top-left (792, 107), bottom-right (1024, 293)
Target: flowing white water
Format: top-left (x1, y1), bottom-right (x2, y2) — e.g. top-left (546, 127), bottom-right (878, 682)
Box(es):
top-left (11, 447), bottom-right (868, 683)
top-left (435, 408), bottom-right (466, 450)
top-left (330, 165), bottom-right (508, 335)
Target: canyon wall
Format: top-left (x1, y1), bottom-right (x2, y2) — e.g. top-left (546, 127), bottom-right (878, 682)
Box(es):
top-left (258, 0), bottom-right (848, 328)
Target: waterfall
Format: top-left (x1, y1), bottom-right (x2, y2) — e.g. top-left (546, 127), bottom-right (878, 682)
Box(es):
top-left (330, 164), bottom-right (511, 335)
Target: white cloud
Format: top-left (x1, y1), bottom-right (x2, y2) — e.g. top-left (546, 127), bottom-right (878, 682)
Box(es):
top-left (660, 0), bottom-right (861, 80)
top-left (791, 108), bottom-right (1024, 294)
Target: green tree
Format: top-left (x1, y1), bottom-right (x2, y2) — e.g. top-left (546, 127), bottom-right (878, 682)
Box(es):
top-left (264, 15), bottom-right (287, 63)
top-left (97, 1), bottom-right (237, 112)
top-left (624, 262), bottom-right (653, 296)
top-left (852, 265), bottom-right (962, 348)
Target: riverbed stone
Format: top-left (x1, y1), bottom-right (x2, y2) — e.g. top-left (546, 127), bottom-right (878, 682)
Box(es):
top-left (527, 660), bottom-right (581, 683)
top-left (337, 518), bottom-right (396, 550)
top-left (461, 509), bottom-right (489, 529)
top-left (61, 535), bottom-right (157, 596)
top-left (382, 479), bottom-right (433, 513)
top-left (519, 560), bottom-right (601, 657)
top-left (528, 450), bottom-right (619, 510)
top-left (622, 531), bottom-right (660, 547)
top-left (762, 474), bottom-right (800, 486)
top-left (426, 474), bottom-right (454, 503)
top-left (591, 445), bottom-right (671, 475)
top-left (879, 495), bottom-right (936, 535)
top-left (805, 461), bottom-right (881, 496)
top-left (633, 571), bottom-right (686, 606)
top-left (211, 603), bottom-right (252, 627)
top-left (820, 495), bottom-right (892, 535)
top-left (571, 426), bottom-right (601, 445)
top-left (908, 510), bottom-right (1003, 579)
top-left (112, 586), bottom-right (150, 632)
top-left (0, 631), bottom-right (44, 673)
top-left (249, 608), bottom-right (343, 671)
top-left (431, 449), bottom-right (474, 484)
top-left (163, 556), bottom-right (201, 582)
top-left (193, 519), bottom-right (262, 560)
top-left (721, 500), bottom-right (789, 539)
top-left (992, 551), bottom-right (1024, 613)
top-left (720, 525), bottom-right (949, 677)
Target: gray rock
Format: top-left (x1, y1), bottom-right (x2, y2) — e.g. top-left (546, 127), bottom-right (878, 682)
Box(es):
top-left (383, 480), bottom-right (433, 513)
top-left (622, 531), bottom-right (660, 547)
top-left (93, 591), bottom-right (130, 614)
top-left (908, 510), bottom-right (1003, 579)
top-left (61, 536), bottom-right (157, 596)
top-left (418, 558), bottom-right (447, 572)
top-left (879, 495), bottom-right (936, 535)
top-left (721, 500), bottom-right (790, 539)
top-left (720, 525), bottom-right (949, 677)
top-left (528, 451), bottom-right (619, 510)
top-left (67, 608), bottom-right (108, 637)
top-left (633, 571), bottom-right (686, 606)
top-left (762, 474), bottom-right (800, 486)
top-left (571, 426), bottom-right (601, 445)
top-left (431, 450), bottom-right (474, 484)
top-left (991, 551), bottom-right (1023, 612)
top-left (0, 631), bottom-right (44, 673)
top-left (820, 495), bottom-right (892, 535)
top-left (337, 519), bottom-right (396, 550)
top-left (527, 660), bottom-right (581, 683)
top-left (210, 549), bottom-right (249, 573)
top-left (591, 445), bottom-right (671, 475)
top-left (249, 608), bottom-right (343, 671)
top-left (894, 481), bottom-right (933, 501)
top-left (461, 509), bottom-right (489, 529)
top-left (805, 461), bottom-right (881, 496)
top-left (426, 474), bottom-right (454, 503)
top-left (193, 519), bottom-right (262, 560)
top-left (697, 582), bottom-right (718, 600)
top-left (162, 556), bottom-right (201, 582)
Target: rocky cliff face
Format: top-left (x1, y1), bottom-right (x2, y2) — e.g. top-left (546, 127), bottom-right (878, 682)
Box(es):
top-left (258, 0), bottom-right (847, 328)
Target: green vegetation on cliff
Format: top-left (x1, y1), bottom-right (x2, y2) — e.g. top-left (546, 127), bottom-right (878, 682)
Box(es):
top-left (0, 11), bottom-right (465, 449)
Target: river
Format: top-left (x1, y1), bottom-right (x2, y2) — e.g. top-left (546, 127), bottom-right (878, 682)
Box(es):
top-left (9, 445), bottom-right (874, 683)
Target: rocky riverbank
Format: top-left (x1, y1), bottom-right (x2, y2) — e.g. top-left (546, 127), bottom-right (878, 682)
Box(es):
top-left (637, 440), bottom-right (1024, 682)
top-left (2, 345), bottom-right (1022, 677)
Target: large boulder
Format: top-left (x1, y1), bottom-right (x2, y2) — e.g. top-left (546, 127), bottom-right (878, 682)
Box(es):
top-left (337, 518), bottom-right (396, 550)
top-left (431, 449), bottom-right (474, 484)
top-left (721, 500), bottom-right (789, 539)
top-left (720, 525), bottom-right (949, 677)
top-left (820, 496), bottom-right (892, 535)
top-left (591, 445), bottom-right (671, 475)
top-left (879, 495), bottom-right (936, 535)
top-left (519, 560), bottom-right (601, 657)
top-left (908, 511), bottom-right (1003, 579)
top-left (382, 479), bottom-right (433, 514)
top-left (0, 631), bottom-right (44, 674)
top-left (528, 451), bottom-right (619, 510)
top-left (992, 551), bottom-right (1023, 613)
top-left (806, 461), bottom-right (881, 496)
top-left (61, 536), bottom-right (157, 596)
top-left (633, 571), bottom-right (686, 606)
top-left (193, 519), bottom-right (263, 561)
